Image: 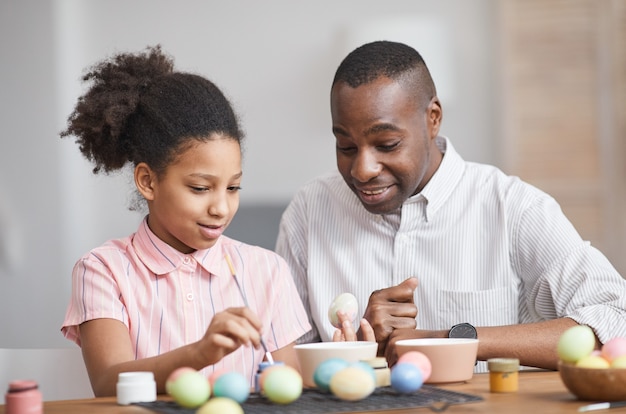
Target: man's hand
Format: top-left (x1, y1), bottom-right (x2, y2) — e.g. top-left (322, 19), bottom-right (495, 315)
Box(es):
top-left (385, 328), bottom-right (448, 366)
top-left (362, 277), bottom-right (419, 355)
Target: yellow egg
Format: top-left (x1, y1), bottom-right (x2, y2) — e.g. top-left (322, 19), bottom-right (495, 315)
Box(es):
top-left (196, 397), bottom-right (243, 414)
top-left (576, 354), bottom-right (610, 369)
top-left (329, 366), bottom-right (375, 401)
top-left (610, 355), bottom-right (626, 368)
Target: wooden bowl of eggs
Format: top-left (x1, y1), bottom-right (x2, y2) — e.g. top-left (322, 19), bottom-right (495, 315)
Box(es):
top-left (559, 361), bottom-right (626, 401)
top-left (557, 325), bottom-right (626, 401)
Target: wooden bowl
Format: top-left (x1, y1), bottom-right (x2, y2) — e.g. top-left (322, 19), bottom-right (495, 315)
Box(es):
top-left (559, 361), bottom-right (626, 401)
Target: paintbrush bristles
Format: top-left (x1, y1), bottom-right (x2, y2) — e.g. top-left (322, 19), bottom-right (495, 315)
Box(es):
top-left (224, 254), bottom-right (237, 277)
top-left (224, 254), bottom-right (248, 306)
top-left (225, 254), bottom-right (249, 306)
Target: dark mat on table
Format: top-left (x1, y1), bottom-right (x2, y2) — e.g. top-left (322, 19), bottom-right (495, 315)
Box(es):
top-left (135, 385), bottom-right (483, 413)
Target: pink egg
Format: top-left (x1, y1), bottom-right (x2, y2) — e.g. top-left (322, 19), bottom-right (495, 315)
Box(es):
top-left (397, 351), bottom-right (432, 382)
top-left (602, 337), bottom-right (626, 362)
top-left (168, 367), bottom-right (197, 382)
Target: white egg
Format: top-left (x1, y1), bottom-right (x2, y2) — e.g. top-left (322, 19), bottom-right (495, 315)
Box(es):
top-left (328, 293), bottom-right (359, 329)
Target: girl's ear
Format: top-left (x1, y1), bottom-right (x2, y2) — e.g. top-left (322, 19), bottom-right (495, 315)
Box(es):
top-left (426, 97), bottom-right (443, 139)
top-left (134, 163), bottom-right (157, 201)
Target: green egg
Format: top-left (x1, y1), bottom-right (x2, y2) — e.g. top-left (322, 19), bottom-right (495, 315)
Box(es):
top-left (263, 366), bottom-right (302, 404)
top-left (557, 325), bottom-right (596, 363)
top-left (167, 370), bottom-right (210, 408)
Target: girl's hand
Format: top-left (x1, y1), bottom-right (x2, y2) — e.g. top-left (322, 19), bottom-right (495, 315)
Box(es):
top-left (332, 311), bottom-right (376, 342)
top-left (196, 307), bottom-right (263, 365)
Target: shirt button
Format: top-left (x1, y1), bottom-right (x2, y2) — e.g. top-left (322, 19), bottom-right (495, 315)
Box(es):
top-left (186, 293), bottom-right (194, 301)
top-left (183, 256), bottom-right (191, 264)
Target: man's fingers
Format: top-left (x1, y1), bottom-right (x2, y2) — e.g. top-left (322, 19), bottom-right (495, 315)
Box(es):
top-left (398, 277), bottom-right (418, 302)
top-left (370, 277), bottom-right (418, 303)
top-left (358, 318), bottom-right (376, 342)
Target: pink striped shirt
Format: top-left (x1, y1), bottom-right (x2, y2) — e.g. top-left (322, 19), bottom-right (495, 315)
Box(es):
top-left (61, 218), bottom-right (311, 385)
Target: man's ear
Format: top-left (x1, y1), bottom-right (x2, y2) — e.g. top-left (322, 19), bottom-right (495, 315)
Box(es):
top-left (427, 97), bottom-right (443, 138)
top-left (134, 162), bottom-right (156, 201)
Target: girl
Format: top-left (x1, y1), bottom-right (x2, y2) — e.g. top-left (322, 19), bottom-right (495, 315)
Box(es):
top-left (60, 45), bottom-right (311, 397)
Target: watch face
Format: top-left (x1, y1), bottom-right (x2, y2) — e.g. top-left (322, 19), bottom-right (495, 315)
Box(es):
top-left (449, 323), bottom-right (477, 339)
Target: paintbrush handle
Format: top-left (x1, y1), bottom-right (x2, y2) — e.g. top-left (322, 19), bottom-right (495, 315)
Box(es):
top-left (224, 254), bottom-right (274, 364)
top-left (260, 338), bottom-right (274, 363)
top-left (579, 401), bottom-right (626, 412)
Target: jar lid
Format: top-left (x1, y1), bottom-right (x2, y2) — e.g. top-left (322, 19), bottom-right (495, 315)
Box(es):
top-left (488, 358), bottom-right (520, 372)
top-left (7, 380), bottom-right (39, 393)
top-left (362, 357), bottom-right (388, 369)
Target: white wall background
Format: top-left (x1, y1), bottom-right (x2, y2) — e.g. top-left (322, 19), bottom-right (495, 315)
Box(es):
top-left (0, 0), bottom-right (496, 348)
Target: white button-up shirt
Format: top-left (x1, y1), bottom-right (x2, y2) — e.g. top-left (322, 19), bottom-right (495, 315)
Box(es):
top-left (276, 137), bottom-right (626, 351)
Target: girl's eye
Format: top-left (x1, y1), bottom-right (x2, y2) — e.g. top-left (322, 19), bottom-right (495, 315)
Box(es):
top-left (228, 186), bottom-right (242, 192)
top-left (190, 186), bottom-right (209, 192)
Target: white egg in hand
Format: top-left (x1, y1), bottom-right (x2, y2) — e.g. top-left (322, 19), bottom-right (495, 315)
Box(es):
top-left (328, 293), bottom-right (359, 328)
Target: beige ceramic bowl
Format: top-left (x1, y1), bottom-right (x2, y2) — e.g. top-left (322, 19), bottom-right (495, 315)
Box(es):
top-left (559, 361), bottom-right (626, 401)
top-left (294, 341), bottom-right (378, 388)
top-left (395, 338), bottom-right (479, 383)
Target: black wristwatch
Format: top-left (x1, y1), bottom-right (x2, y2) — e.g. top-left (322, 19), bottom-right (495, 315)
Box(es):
top-left (448, 322), bottom-right (477, 339)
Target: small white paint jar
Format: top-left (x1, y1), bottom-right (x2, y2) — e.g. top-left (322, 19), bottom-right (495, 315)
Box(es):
top-left (116, 371), bottom-right (157, 405)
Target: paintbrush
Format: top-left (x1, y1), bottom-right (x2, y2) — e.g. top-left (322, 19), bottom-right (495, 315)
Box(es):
top-left (224, 254), bottom-right (274, 364)
top-left (579, 401), bottom-right (626, 412)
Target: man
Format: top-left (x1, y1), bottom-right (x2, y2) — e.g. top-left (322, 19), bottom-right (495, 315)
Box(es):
top-left (276, 40), bottom-right (626, 371)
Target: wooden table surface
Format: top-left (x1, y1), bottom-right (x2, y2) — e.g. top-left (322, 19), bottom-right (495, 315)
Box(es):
top-left (1, 370), bottom-right (624, 413)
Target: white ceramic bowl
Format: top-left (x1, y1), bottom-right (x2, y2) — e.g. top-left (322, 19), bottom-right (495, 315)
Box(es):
top-left (395, 338), bottom-right (479, 383)
top-left (294, 341), bottom-right (378, 388)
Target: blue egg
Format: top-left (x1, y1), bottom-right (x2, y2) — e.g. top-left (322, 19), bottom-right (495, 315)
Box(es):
top-left (313, 358), bottom-right (350, 392)
top-left (390, 362), bottom-right (424, 393)
top-left (212, 371), bottom-right (250, 403)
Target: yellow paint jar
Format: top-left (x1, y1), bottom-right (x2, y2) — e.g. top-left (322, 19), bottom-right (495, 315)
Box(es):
top-left (488, 358), bottom-right (519, 393)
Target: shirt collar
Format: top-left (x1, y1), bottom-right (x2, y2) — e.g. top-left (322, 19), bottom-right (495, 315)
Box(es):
top-left (405, 136), bottom-right (465, 221)
top-left (132, 217), bottom-right (227, 277)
